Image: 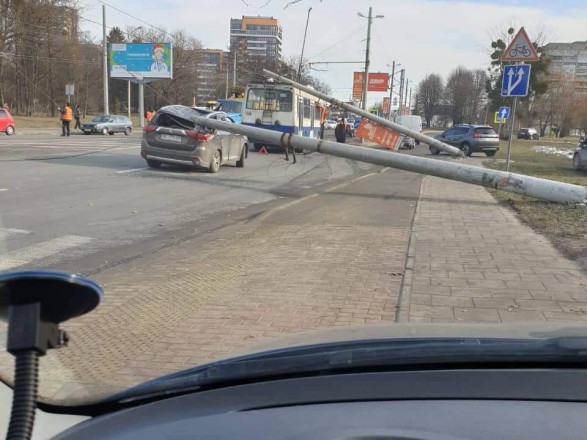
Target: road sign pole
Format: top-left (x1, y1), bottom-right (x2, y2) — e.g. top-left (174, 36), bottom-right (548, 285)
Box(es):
top-left (138, 82), bottom-right (145, 129)
top-left (505, 97), bottom-right (517, 172)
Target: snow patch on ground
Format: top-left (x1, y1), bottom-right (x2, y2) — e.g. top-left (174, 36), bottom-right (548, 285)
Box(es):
top-left (532, 145), bottom-right (575, 159)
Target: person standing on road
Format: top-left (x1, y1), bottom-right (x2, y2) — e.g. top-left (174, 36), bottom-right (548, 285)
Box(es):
top-left (73, 105), bottom-right (82, 130)
top-left (335, 118), bottom-right (347, 143)
top-left (58, 102), bottom-right (73, 136)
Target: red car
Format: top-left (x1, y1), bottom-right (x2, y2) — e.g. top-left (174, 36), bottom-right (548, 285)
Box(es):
top-left (0, 108), bottom-right (15, 135)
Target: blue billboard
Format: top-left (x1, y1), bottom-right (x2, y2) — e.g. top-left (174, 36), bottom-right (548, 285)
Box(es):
top-left (109, 43), bottom-right (173, 80)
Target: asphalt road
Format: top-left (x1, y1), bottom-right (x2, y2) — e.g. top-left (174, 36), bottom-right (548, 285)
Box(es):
top-left (0, 132), bottom-right (430, 275)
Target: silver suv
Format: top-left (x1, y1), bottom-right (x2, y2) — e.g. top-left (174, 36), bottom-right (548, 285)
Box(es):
top-left (430, 124), bottom-right (499, 157)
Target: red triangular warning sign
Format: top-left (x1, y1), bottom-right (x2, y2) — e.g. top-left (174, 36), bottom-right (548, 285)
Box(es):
top-left (258, 146), bottom-right (268, 155)
top-left (500, 27), bottom-right (539, 62)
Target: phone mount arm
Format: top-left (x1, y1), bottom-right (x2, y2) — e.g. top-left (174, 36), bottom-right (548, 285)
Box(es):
top-left (1, 271), bottom-right (103, 440)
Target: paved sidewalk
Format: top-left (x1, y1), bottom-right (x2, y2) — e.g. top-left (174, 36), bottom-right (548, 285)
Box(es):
top-left (399, 176), bottom-right (587, 323)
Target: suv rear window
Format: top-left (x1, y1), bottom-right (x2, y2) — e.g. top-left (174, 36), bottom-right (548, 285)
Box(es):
top-left (474, 127), bottom-right (497, 135)
top-left (154, 112), bottom-right (196, 130)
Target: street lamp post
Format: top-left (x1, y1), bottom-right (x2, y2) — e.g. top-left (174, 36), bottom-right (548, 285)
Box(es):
top-left (358, 8), bottom-right (384, 111)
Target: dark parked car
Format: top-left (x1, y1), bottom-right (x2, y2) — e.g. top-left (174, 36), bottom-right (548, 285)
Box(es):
top-left (82, 115), bottom-right (132, 135)
top-left (141, 105), bottom-right (248, 173)
top-left (430, 124), bottom-right (499, 157)
top-left (573, 138), bottom-right (587, 171)
top-left (517, 128), bottom-right (540, 140)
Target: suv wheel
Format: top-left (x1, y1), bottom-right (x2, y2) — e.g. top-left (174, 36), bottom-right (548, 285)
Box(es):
top-left (236, 146), bottom-right (245, 168)
top-left (101, 127), bottom-right (109, 135)
top-left (461, 143), bottom-right (472, 157)
top-left (485, 151), bottom-right (497, 157)
top-left (124, 127), bottom-right (132, 136)
top-left (573, 154), bottom-right (583, 170)
top-left (209, 150), bottom-right (221, 173)
top-left (5, 125), bottom-right (14, 136)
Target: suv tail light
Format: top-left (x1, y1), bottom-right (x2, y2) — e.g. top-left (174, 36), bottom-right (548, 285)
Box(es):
top-left (143, 125), bottom-right (156, 133)
top-left (186, 131), bottom-right (211, 141)
top-left (473, 133), bottom-right (482, 138)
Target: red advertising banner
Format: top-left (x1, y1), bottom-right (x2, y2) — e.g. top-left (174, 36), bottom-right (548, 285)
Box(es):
top-left (367, 72), bottom-right (389, 92)
top-left (355, 119), bottom-right (403, 151)
top-left (352, 72), bottom-right (364, 100)
top-left (382, 97), bottom-right (390, 114)
top-left (353, 72), bottom-right (390, 100)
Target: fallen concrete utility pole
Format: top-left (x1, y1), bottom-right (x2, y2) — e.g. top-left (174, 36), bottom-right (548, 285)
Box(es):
top-left (193, 116), bottom-right (587, 205)
top-left (262, 69), bottom-right (463, 157)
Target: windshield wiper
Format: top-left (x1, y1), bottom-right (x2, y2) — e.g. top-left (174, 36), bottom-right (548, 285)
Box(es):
top-left (111, 337), bottom-right (587, 404)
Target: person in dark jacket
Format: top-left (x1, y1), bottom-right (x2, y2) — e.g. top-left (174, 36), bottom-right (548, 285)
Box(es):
top-left (74, 105), bottom-right (82, 130)
top-left (334, 119), bottom-right (347, 143)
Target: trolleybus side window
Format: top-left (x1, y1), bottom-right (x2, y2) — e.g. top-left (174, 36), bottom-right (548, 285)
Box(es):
top-left (246, 88), bottom-right (293, 112)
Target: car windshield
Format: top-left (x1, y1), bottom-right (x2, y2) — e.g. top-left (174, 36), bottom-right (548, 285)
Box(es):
top-left (217, 100), bottom-right (243, 114)
top-left (0, 0), bottom-right (586, 410)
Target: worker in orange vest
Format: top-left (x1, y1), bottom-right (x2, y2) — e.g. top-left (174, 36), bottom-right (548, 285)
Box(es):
top-left (58, 102), bottom-right (73, 137)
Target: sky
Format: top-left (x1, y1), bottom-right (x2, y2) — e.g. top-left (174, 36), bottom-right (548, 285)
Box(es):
top-left (80, 0), bottom-right (587, 104)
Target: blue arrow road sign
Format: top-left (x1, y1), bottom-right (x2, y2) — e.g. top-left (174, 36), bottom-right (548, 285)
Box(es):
top-left (498, 106), bottom-right (511, 120)
top-left (501, 64), bottom-right (531, 97)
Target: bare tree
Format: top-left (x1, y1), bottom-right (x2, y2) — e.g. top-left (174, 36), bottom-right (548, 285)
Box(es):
top-left (445, 66), bottom-right (487, 125)
top-left (416, 74), bottom-right (443, 127)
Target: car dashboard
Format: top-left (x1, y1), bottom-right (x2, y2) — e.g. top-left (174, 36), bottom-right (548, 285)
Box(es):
top-left (52, 368), bottom-right (587, 439)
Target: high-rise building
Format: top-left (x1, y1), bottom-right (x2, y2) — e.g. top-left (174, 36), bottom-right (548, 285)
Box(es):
top-left (543, 42), bottom-right (587, 93)
top-left (195, 49), bottom-right (229, 103)
top-left (230, 16), bottom-right (282, 67)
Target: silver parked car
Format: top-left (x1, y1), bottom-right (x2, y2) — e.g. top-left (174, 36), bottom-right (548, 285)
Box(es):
top-left (573, 138), bottom-right (587, 170)
top-left (141, 105), bottom-right (248, 173)
top-left (82, 115), bottom-right (133, 135)
top-left (430, 124), bottom-right (499, 157)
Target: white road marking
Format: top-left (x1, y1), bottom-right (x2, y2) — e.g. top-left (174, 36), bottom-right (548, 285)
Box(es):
top-left (0, 235), bottom-right (93, 271)
top-left (0, 189), bottom-right (8, 192)
top-left (116, 167), bottom-right (147, 174)
top-left (0, 228), bottom-right (31, 239)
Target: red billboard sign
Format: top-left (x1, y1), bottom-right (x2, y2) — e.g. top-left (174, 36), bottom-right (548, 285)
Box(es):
top-left (367, 72), bottom-right (389, 92)
top-left (355, 119), bottom-right (403, 151)
top-left (352, 72), bottom-right (364, 100)
top-left (353, 72), bottom-right (390, 100)
top-left (382, 97), bottom-right (390, 114)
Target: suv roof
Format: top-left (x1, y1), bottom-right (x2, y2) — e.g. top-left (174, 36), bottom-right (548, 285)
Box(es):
top-left (454, 124), bottom-right (492, 129)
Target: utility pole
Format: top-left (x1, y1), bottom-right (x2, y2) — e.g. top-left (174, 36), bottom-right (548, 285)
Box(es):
top-left (127, 81), bottom-right (131, 119)
top-left (361, 7), bottom-right (372, 111)
top-left (297, 7), bottom-right (312, 82)
top-left (102, 5), bottom-right (109, 114)
top-left (233, 51), bottom-right (237, 89)
top-left (358, 8), bottom-right (384, 111)
top-left (404, 78), bottom-right (409, 109)
top-left (398, 69), bottom-right (405, 116)
top-left (225, 62), bottom-right (229, 99)
top-left (408, 87), bottom-right (412, 114)
top-left (387, 61), bottom-right (395, 120)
